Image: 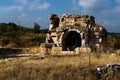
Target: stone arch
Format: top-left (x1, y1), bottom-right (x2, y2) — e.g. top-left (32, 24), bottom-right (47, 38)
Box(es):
top-left (61, 30), bottom-right (81, 51)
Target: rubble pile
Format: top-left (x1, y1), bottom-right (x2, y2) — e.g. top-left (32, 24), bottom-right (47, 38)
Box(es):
top-left (96, 63), bottom-right (120, 80)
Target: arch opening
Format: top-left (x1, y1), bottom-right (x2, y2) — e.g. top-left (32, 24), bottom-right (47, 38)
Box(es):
top-left (62, 31), bottom-right (81, 51)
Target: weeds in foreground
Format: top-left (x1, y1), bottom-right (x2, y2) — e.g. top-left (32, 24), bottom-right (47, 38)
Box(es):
top-left (0, 53), bottom-right (120, 80)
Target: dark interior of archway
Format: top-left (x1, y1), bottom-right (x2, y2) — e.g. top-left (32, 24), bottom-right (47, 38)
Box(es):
top-left (62, 31), bottom-right (81, 51)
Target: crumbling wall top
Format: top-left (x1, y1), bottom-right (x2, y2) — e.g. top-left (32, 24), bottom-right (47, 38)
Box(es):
top-left (59, 14), bottom-right (95, 28)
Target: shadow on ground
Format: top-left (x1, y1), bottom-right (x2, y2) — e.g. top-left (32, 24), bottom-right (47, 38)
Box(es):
top-left (0, 48), bottom-right (28, 59)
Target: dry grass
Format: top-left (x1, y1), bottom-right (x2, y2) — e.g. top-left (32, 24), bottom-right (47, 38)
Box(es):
top-left (0, 52), bottom-right (120, 80)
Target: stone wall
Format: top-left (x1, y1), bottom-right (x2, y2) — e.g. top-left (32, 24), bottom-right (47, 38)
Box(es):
top-left (46, 14), bottom-right (107, 52)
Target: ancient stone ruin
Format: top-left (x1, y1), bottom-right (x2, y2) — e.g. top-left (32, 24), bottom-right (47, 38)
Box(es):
top-left (96, 63), bottom-right (120, 80)
top-left (45, 14), bottom-right (107, 52)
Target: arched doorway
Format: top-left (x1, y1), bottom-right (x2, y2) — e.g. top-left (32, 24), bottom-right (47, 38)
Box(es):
top-left (61, 31), bottom-right (81, 51)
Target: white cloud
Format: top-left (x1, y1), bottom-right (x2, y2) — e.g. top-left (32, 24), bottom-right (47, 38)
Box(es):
top-left (0, 6), bottom-right (24, 13)
top-left (114, 0), bottom-right (120, 14)
top-left (76, 0), bottom-right (120, 32)
top-left (78, 0), bottom-right (110, 11)
top-left (36, 17), bottom-right (43, 20)
top-left (113, 6), bottom-right (120, 14)
top-left (34, 16), bottom-right (46, 23)
top-left (38, 2), bottom-right (50, 10)
top-left (79, 0), bottom-right (96, 8)
top-left (103, 20), bottom-right (120, 27)
top-left (102, 20), bottom-right (120, 32)
top-left (14, 0), bottom-right (50, 11)
top-left (102, 1), bottom-right (120, 16)
top-left (72, 0), bottom-right (78, 5)
top-left (116, 0), bottom-right (120, 4)
top-left (71, 0), bottom-right (82, 12)
top-left (9, 6), bottom-right (24, 12)
top-left (29, 2), bottom-right (50, 11)
top-left (14, 0), bottom-right (28, 5)
top-left (18, 13), bottom-right (27, 19)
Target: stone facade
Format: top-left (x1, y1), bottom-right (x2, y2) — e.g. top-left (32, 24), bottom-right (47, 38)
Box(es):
top-left (46, 14), bottom-right (107, 52)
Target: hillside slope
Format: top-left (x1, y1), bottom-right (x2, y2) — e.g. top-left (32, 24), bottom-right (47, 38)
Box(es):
top-left (0, 22), bottom-right (48, 47)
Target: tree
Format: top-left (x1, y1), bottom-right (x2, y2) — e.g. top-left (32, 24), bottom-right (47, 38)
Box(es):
top-left (33, 22), bottom-right (41, 34)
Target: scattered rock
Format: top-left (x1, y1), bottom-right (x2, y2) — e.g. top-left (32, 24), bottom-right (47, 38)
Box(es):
top-left (96, 63), bottom-right (120, 80)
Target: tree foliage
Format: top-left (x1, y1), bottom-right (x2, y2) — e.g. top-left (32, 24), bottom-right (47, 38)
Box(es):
top-left (0, 22), bottom-right (48, 47)
top-left (107, 33), bottom-right (120, 49)
top-left (33, 22), bottom-right (41, 34)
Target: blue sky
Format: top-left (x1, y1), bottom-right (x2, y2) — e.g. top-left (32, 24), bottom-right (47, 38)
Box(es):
top-left (0, 0), bottom-right (120, 32)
